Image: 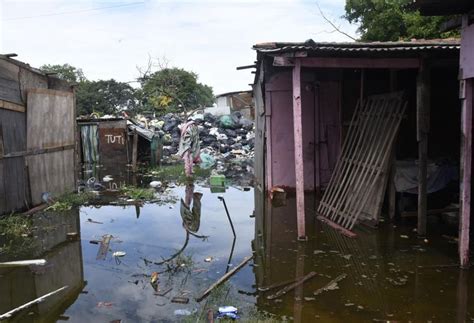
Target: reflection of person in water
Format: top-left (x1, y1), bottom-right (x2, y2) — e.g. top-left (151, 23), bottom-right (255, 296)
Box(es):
top-left (180, 182), bottom-right (203, 233)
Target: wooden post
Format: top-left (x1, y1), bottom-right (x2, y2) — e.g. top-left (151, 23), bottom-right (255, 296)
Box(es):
top-left (459, 78), bottom-right (472, 268)
top-left (292, 58), bottom-right (306, 240)
top-left (416, 60), bottom-right (430, 236)
top-left (132, 130), bottom-right (138, 172)
top-left (388, 70), bottom-right (397, 221)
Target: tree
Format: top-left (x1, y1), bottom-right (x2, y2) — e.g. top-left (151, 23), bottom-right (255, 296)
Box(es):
top-left (39, 63), bottom-right (86, 83)
top-left (139, 67), bottom-right (214, 114)
top-left (76, 79), bottom-right (138, 116)
top-left (344, 0), bottom-right (459, 41)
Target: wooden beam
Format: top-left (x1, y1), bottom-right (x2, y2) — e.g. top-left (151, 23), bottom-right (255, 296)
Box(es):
top-left (132, 130), bottom-right (138, 172)
top-left (236, 64), bottom-right (256, 70)
top-left (0, 144), bottom-right (75, 160)
top-left (274, 57), bottom-right (421, 69)
top-left (292, 58), bottom-right (306, 239)
top-left (459, 78), bottom-right (472, 269)
top-left (0, 99), bottom-right (25, 113)
top-left (417, 60), bottom-right (430, 237)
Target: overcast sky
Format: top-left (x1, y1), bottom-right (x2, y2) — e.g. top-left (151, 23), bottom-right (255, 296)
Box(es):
top-left (0, 0), bottom-right (358, 94)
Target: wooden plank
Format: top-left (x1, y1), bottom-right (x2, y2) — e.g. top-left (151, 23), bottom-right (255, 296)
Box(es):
top-left (267, 271), bottom-right (317, 300)
top-left (0, 99), bottom-right (25, 113)
top-left (27, 89), bottom-right (75, 150)
top-left (132, 131), bottom-right (138, 172)
top-left (274, 57), bottom-right (421, 69)
top-left (0, 109), bottom-right (26, 154)
top-left (0, 59), bottom-right (22, 104)
top-left (0, 160), bottom-right (5, 214)
top-left (317, 99), bottom-right (363, 217)
top-left (317, 93), bottom-right (406, 230)
top-left (26, 150), bottom-right (75, 205)
top-left (4, 157), bottom-right (27, 212)
top-left (196, 256), bottom-right (253, 302)
top-left (292, 58), bottom-right (306, 239)
top-left (417, 60), bottom-right (430, 236)
top-left (459, 78), bottom-right (472, 268)
top-left (0, 144), bottom-right (75, 159)
top-left (341, 99), bottom-right (398, 227)
top-left (346, 101), bottom-right (406, 229)
top-left (316, 215), bottom-right (357, 238)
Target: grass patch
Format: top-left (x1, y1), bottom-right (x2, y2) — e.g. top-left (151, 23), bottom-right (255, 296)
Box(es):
top-left (45, 192), bottom-right (96, 211)
top-left (0, 213), bottom-right (35, 260)
top-left (120, 186), bottom-right (155, 200)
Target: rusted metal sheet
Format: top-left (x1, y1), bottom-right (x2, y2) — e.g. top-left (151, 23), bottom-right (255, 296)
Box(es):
top-left (98, 121), bottom-right (128, 164)
top-left (0, 109), bottom-right (26, 154)
top-left (27, 89), bottom-right (75, 150)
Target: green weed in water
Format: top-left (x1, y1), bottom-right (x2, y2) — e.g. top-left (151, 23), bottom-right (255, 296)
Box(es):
top-left (0, 213), bottom-right (34, 260)
top-left (45, 192), bottom-right (96, 211)
top-left (120, 186), bottom-right (155, 200)
top-left (145, 164), bottom-right (211, 183)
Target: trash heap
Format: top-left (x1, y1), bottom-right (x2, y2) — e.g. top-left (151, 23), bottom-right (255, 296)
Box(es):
top-left (148, 111), bottom-right (255, 182)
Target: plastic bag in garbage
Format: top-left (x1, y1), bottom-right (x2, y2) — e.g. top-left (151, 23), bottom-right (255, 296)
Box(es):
top-left (200, 153), bottom-right (216, 169)
top-left (219, 115), bottom-right (237, 129)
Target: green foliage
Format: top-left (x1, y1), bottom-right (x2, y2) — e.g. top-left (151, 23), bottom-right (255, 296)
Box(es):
top-left (0, 214), bottom-right (34, 260)
top-left (140, 68), bottom-right (214, 113)
top-left (120, 186), bottom-right (156, 200)
top-left (39, 63), bottom-right (86, 83)
top-left (344, 0), bottom-right (459, 41)
top-left (146, 164), bottom-right (211, 183)
top-left (45, 192), bottom-right (97, 211)
top-left (76, 79), bottom-right (138, 116)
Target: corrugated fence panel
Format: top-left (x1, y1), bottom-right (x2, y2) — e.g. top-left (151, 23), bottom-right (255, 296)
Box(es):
top-left (0, 59), bottom-right (22, 105)
top-left (27, 89), bottom-right (74, 149)
top-left (27, 150), bottom-right (75, 205)
top-left (4, 157), bottom-right (27, 212)
top-left (0, 109), bottom-right (26, 153)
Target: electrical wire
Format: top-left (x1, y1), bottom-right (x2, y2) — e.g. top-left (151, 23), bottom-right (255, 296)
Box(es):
top-left (4, 2), bottom-right (145, 21)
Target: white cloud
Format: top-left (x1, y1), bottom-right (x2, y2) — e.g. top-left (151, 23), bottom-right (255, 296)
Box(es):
top-left (1, 0), bottom-right (357, 94)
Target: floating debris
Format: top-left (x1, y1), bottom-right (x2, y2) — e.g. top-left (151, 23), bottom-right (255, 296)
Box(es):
top-left (113, 251), bottom-right (126, 257)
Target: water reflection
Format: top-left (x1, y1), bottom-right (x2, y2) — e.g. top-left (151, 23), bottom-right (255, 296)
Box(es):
top-left (253, 190), bottom-right (473, 322)
top-left (0, 210), bottom-right (85, 322)
top-left (2, 172), bottom-right (473, 322)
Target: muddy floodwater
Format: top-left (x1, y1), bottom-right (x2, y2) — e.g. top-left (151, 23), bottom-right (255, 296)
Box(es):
top-left (1, 166), bottom-right (474, 322)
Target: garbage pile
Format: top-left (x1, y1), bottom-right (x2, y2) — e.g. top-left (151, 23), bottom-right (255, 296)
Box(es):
top-left (139, 111), bottom-right (255, 182)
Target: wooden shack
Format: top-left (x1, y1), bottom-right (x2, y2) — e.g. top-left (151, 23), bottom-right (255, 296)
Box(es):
top-left (0, 55), bottom-right (76, 215)
top-left (251, 39), bottom-right (461, 254)
top-left (77, 118), bottom-right (162, 169)
top-left (414, 0), bottom-right (474, 268)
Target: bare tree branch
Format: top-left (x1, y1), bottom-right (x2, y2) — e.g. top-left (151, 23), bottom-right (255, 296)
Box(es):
top-left (316, 2), bottom-right (357, 41)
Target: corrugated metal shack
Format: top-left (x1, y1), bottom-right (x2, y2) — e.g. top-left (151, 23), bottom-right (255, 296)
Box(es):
top-left (77, 118), bottom-right (162, 168)
top-left (0, 55), bottom-right (76, 215)
top-left (251, 39), bottom-right (463, 257)
top-left (414, 0), bottom-right (474, 268)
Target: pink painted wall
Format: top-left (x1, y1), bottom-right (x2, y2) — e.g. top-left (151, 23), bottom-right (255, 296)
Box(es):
top-left (461, 23), bottom-right (474, 79)
top-left (265, 70), bottom-right (341, 190)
